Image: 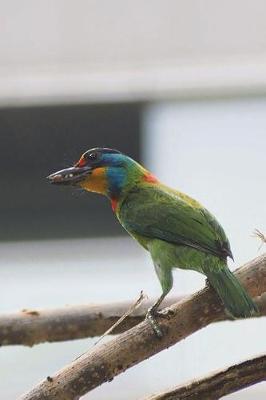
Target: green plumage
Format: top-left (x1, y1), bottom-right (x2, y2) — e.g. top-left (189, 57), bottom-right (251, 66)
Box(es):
top-left (118, 184), bottom-right (232, 259)
top-left (116, 174), bottom-right (258, 318)
top-left (49, 147), bottom-right (258, 320)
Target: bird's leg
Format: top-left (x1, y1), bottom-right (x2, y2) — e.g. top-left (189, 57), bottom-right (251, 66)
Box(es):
top-left (146, 293), bottom-right (167, 338)
top-left (146, 263), bottom-right (174, 338)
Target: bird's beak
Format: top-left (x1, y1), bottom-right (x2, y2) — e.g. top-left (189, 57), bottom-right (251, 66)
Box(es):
top-left (47, 166), bottom-right (92, 185)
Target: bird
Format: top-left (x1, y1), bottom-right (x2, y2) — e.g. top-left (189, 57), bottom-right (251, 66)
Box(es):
top-left (47, 147), bottom-right (258, 336)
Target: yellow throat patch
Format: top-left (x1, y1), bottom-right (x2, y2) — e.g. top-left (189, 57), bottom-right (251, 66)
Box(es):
top-left (80, 167), bottom-right (107, 195)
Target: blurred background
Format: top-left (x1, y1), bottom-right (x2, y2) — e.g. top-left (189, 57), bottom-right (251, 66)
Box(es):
top-left (1, 1), bottom-right (266, 398)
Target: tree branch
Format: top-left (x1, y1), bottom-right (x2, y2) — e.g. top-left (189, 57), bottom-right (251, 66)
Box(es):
top-left (0, 297), bottom-right (183, 347)
top-left (20, 254), bottom-right (266, 400)
top-left (3, 291), bottom-right (266, 348)
top-left (143, 354), bottom-right (266, 400)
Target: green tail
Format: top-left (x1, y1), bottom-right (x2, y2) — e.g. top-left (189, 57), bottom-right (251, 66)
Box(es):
top-left (206, 266), bottom-right (259, 318)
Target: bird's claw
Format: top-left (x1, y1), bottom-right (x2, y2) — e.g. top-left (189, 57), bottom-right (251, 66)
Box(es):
top-left (158, 307), bottom-right (175, 319)
top-left (146, 305), bottom-right (175, 338)
top-left (146, 307), bottom-right (163, 338)
top-left (205, 278), bottom-right (211, 288)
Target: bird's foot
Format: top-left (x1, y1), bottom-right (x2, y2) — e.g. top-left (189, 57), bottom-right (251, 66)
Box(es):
top-left (158, 307), bottom-right (175, 319)
top-left (146, 307), bottom-right (163, 338)
top-left (146, 307), bottom-right (174, 338)
top-left (205, 278), bottom-right (211, 288)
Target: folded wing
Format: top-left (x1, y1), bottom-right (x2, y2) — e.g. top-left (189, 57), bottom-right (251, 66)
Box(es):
top-left (119, 186), bottom-right (233, 260)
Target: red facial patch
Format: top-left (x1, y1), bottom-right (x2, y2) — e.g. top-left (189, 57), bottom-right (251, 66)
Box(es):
top-left (143, 172), bottom-right (158, 184)
top-left (111, 198), bottom-right (118, 212)
top-left (75, 156), bottom-right (86, 167)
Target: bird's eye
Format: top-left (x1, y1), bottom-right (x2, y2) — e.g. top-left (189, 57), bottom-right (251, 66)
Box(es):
top-left (85, 152), bottom-right (98, 161)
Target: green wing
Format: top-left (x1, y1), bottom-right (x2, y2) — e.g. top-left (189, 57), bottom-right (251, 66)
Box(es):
top-left (118, 185), bottom-right (233, 260)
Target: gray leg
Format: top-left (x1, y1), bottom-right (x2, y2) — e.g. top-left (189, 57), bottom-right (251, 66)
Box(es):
top-left (146, 262), bottom-right (173, 337)
top-left (149, 262), bottom-right (173, 312)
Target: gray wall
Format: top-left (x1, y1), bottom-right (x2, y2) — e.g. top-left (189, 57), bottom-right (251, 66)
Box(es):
top-left (0, 103), bottom-right (141, 240)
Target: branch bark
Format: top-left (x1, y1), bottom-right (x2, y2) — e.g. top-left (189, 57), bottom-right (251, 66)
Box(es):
top-left (0, 297), bottom-right (183, 347)
top-left (3, 292), bottom-right (266, 347)
top-left (143, 354), bottom-right (266, 400)
top-left (20, 254), bottom-right (266, 400)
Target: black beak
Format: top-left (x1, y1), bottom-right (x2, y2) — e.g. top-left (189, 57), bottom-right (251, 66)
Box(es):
top-left (47, 166), bottom-right (92, 185)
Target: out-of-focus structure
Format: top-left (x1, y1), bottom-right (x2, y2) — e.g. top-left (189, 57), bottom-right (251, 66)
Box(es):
top-left (1, 1), bottom-right (266, 106)
top-left (0, 1), bottom-right (266, 399)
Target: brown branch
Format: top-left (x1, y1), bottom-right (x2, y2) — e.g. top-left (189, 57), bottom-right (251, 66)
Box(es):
top-left (20, 254), bottom-right (266, 400)
top-left (4, 292), bottom-right (266, 348)
top-left (0, 297), bottom-right (183, 347)
top-left (143, 354), bottom-right (266, 400)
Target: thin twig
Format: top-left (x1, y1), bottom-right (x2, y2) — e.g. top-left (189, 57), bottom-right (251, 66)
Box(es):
top-left (93, 290), bottom-right (147, 346)
top-left (253, 229), bottom-right (266, 251)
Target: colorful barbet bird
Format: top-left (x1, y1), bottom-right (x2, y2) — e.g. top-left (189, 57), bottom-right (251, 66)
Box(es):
top-left (48, 148), bottom-right (258, 334)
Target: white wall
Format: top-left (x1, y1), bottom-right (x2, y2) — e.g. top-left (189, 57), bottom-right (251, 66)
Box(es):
top-left (1, 0), bottom-right (266, 105)
top-left (1, 0), bottom-right (266, 69)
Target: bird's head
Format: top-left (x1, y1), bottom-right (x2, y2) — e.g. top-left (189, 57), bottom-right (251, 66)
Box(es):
top-left (47, 148), bottom-right (154, 204)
